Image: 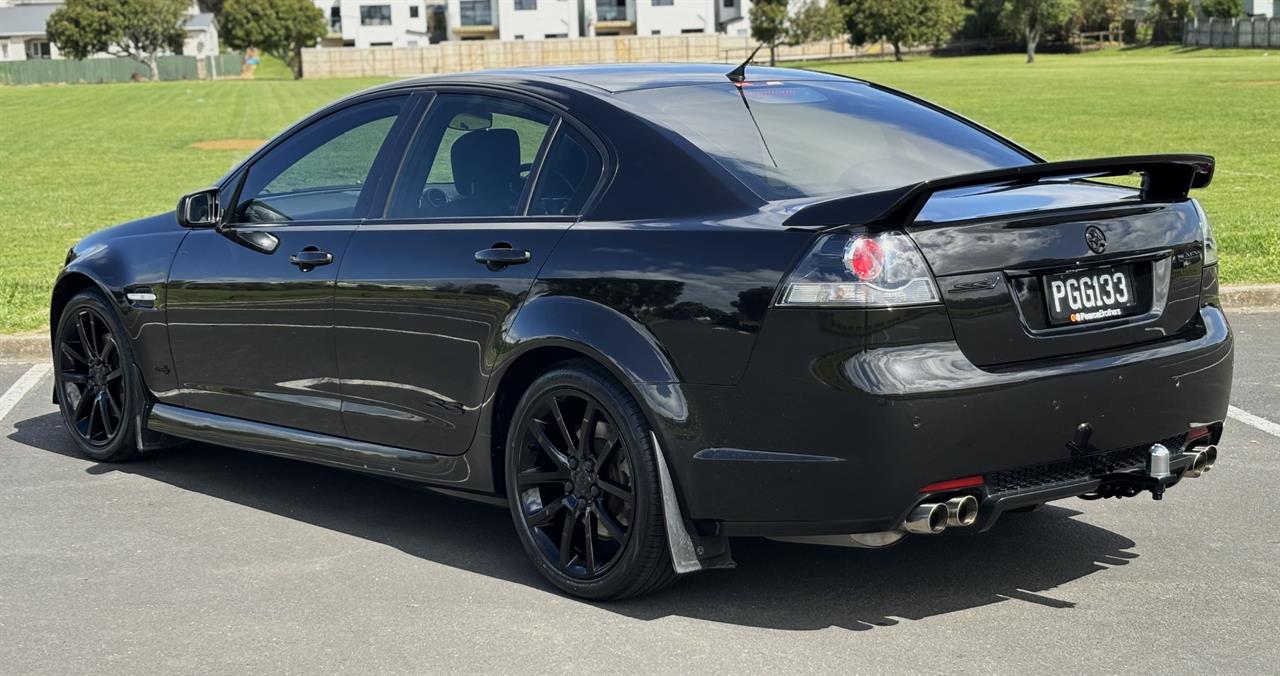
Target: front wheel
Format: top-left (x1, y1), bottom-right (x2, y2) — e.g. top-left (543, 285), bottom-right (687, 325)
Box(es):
top-left (54, 289), bottom-right (143, 462)
top-left (505, 360), bottom-right (677, 600)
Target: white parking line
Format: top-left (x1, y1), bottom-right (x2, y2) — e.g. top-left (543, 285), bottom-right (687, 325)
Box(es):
top-left (0, 363), bottom-right (52, 424)
top-left (1228, 405), bottom-right (1280, 440)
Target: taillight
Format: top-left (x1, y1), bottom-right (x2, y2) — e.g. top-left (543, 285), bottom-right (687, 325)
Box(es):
top-left (1193, 199), bottom-right (1218, 267)
top-left (778, 230), bottom-right (940, 307)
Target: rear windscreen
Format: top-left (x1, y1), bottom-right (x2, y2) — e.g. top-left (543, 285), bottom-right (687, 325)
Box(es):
top-left (618, 80), bottom-right (1032, 200)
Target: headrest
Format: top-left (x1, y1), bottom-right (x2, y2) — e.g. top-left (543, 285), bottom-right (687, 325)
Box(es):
top-left (451, 128), bottom-right (520, 197)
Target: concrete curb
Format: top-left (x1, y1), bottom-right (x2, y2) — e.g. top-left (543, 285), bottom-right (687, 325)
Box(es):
top-left (1, 284), bottom-right (1277, 361)
top-left (0, 332), bottom-right (50, 363)
top-left (1219, 284), bottom-right (1280, 314)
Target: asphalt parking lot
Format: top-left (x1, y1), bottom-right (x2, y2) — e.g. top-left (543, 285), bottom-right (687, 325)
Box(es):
top-left (2, 313), bottom-right (1278, 674)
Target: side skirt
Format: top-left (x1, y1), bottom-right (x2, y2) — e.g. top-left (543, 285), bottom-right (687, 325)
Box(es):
top-left (146, 403), bottom-right (471, 485)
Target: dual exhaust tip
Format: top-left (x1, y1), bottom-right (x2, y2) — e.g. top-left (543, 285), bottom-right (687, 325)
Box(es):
top-left (1183, 444), bottom-right (1218, 478)
top-left (904, 495), bottom-right (978, 535)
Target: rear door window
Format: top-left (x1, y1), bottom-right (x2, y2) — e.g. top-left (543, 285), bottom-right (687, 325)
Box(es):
top-left (528, 125), bottom-right (603, 216)
top-left (387, 94), bottom-right (554, 219)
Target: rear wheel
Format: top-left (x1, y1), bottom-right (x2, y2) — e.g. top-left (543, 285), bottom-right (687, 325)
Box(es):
top-left (505, 360), bottom-right (677, 600)
top-left (54, 290), bottom-right (142, 462)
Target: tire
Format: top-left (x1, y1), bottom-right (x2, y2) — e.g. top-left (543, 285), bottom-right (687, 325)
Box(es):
top-left (53, 289), bottom-right (144, 462)
top-left (505, 359), bottom-right (678, 600)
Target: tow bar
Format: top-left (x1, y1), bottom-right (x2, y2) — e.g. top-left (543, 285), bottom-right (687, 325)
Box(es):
top-left (1081, 443), bottom-right (1217, 501)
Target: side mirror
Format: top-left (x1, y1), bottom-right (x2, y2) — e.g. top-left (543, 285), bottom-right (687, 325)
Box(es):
top-left (177, 188), bottom-right (221, 228)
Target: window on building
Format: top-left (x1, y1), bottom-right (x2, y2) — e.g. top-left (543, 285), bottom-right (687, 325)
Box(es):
top-left (460, 0), bottom-right (493, 26)
top-left (545, 33), bottom-right (568, 38)
top-left (410, 5), bottom-right (420, 18)
top-left (25, 40), bottom-right (52, 60)
top-left (680, 28), bottom-right (702, 33)
top-left (514, 34), bottom-right (525, 40)
top-left (329, 6), bottom-right (341, 32)
top-left (651, 0), bottom-right (673, 5)
top-left (651, 29), bottom-right (661, 35)
top-left (515, 0), bottom-right (537, 9)
top-left (723, 0), bottom-right (735, 6)
top-left (360, 5), bottom-right (392, 26)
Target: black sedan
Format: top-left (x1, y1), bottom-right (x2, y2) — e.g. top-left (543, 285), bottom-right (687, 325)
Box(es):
top-left (50, 63), bottom-right (1232, 600)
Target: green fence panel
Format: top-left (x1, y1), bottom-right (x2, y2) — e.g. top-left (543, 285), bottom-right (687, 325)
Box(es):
top-left (0, 53), bottom-right (243, 86)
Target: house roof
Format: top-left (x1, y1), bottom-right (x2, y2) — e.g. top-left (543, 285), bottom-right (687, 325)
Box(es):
top-left (0, 2), bottom-right (59, 38)
top-left (184, 12), bottom-right (215, 31)
top-left (0, 5), bottom-right (212, 38)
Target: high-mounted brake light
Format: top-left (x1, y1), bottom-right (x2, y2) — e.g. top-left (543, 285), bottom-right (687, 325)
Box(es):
top-left (779, 230), bottom-right (940, 307)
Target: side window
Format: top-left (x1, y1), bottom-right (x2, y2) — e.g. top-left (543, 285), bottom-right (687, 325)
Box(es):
top-left (528, 125), bottom-right (603, 216)
top-left (234, 96), bottom-right (406, 224)
top-left (388, 94), bottom-right (553, 219)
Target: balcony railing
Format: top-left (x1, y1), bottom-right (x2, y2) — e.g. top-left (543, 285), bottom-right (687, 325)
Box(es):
top-left (460, 0), bottom-right (494, 26)
top-left (596, 2), bottom-right (628, 22)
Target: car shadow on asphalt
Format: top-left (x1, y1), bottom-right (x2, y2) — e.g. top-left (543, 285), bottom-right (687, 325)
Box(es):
top-left (11, 412), bottom-right (1140, 632)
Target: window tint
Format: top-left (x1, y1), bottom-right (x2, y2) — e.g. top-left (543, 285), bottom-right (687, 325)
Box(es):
top-left (235, 97), bottom-right (404, 224)
top-left (619, 81), bottom-right (1030, 200)
top-left (529, 126), bottom-right (603, 216)
top-left (388, 94), bottom-right (553, 218)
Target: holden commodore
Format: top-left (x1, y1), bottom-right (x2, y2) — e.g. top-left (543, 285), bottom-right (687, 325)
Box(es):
top-left (50, 63), bottom-right (1231, 600)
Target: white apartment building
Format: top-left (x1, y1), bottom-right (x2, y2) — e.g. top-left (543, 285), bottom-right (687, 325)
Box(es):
top-left (584, 0), bottom-right (714, 37)
top-left (715, 0), bottom-right (751, 37)
top-left (447, 0), bottom-right (581, 41)
top-left (314, 0), bottom-right (443, 47)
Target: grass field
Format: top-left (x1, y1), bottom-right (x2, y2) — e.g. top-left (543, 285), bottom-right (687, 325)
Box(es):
top-left (0, 47), bottom-right (1276, 333)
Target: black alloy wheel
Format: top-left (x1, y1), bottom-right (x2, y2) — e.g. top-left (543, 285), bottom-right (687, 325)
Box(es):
top-left (55, 290), bottom-right (140, 461)
top-left (506, 361), bottom-right (676, 599)
top-left (515, 388), bottom-right (635, 579)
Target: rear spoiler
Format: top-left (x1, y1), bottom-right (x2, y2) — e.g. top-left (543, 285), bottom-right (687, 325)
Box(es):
top-left (783, 154), bottom-right (1215, 228)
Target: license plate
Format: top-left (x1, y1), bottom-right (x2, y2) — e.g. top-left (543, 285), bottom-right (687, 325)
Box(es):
top-left (1043, 266), bottom-right (1138, 325)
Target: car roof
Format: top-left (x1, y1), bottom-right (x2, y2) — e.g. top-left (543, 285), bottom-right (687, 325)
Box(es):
top-left (386, 62), bottom-right (858, 94)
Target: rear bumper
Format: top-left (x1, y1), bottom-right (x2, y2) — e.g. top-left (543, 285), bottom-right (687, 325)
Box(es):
top-left (660, 305), bottom-right (1233, 536)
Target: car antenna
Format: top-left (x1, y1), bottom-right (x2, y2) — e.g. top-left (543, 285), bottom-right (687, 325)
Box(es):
top-left (726, 44), bottom-right (764, 83)
top-left (724, 45), bottom-right (778, 168)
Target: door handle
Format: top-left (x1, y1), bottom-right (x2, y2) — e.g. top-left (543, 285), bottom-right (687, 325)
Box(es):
top-left (290, 248), bottom-right (333, 272)
top-left (475, 246), bottom-right (531, 271)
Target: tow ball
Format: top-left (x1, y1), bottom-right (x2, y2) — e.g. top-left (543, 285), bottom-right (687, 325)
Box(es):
top-left (1082, 443), bottom-right (1215, 501)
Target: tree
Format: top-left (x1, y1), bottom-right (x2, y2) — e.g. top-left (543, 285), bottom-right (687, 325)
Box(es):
top-left (750, 0), bottom-right (791, 67)
top-left (1148, 0), bottom-right (1191, 21)
top-left (1200, 0), bottom-right (1243, 18)
top-left (46, 0), bottom-right (188, 81)
top-left (1074, 0), bottom-right (1125, 32)
top-left (840, 0), bottom-right (965, 62)
top-left (1000, 0), bottom-right (1079, 63)
top-left (791, 0), bottom-right (847, 50)
top-left (220, 0), bottom-right (327, 79)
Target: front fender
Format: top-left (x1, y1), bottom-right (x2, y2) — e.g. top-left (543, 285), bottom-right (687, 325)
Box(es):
top-left (52, 212), bottom-right (189, 403)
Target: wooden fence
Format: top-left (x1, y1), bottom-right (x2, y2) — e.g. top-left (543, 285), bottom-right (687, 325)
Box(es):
top-left (301, 34), bottom-right (886, 79)
top-left (0, 53), bottom-right (242, 86)
top-left (1183, 16), bottom-right (1280, 48)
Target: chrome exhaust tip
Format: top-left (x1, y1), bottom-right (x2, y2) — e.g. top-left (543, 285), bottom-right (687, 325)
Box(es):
top-left (1201, 444), bottom-right (1218, 472)
top-left (944, 495), bottom-right (979, 528)
top-left (1185, 450), bottom-right (1208, 478)
top-left (904, 502), bottom-right (948, 535)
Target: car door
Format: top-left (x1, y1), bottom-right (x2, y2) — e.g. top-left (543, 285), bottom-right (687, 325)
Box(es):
top-left (167, 94), bottom-right (413, 436)
top-left (334, 91), bottom-right (606, 454)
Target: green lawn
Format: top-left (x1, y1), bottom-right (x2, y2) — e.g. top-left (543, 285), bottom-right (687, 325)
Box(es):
top-left (0, 47), bottom-right (1276, 334)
